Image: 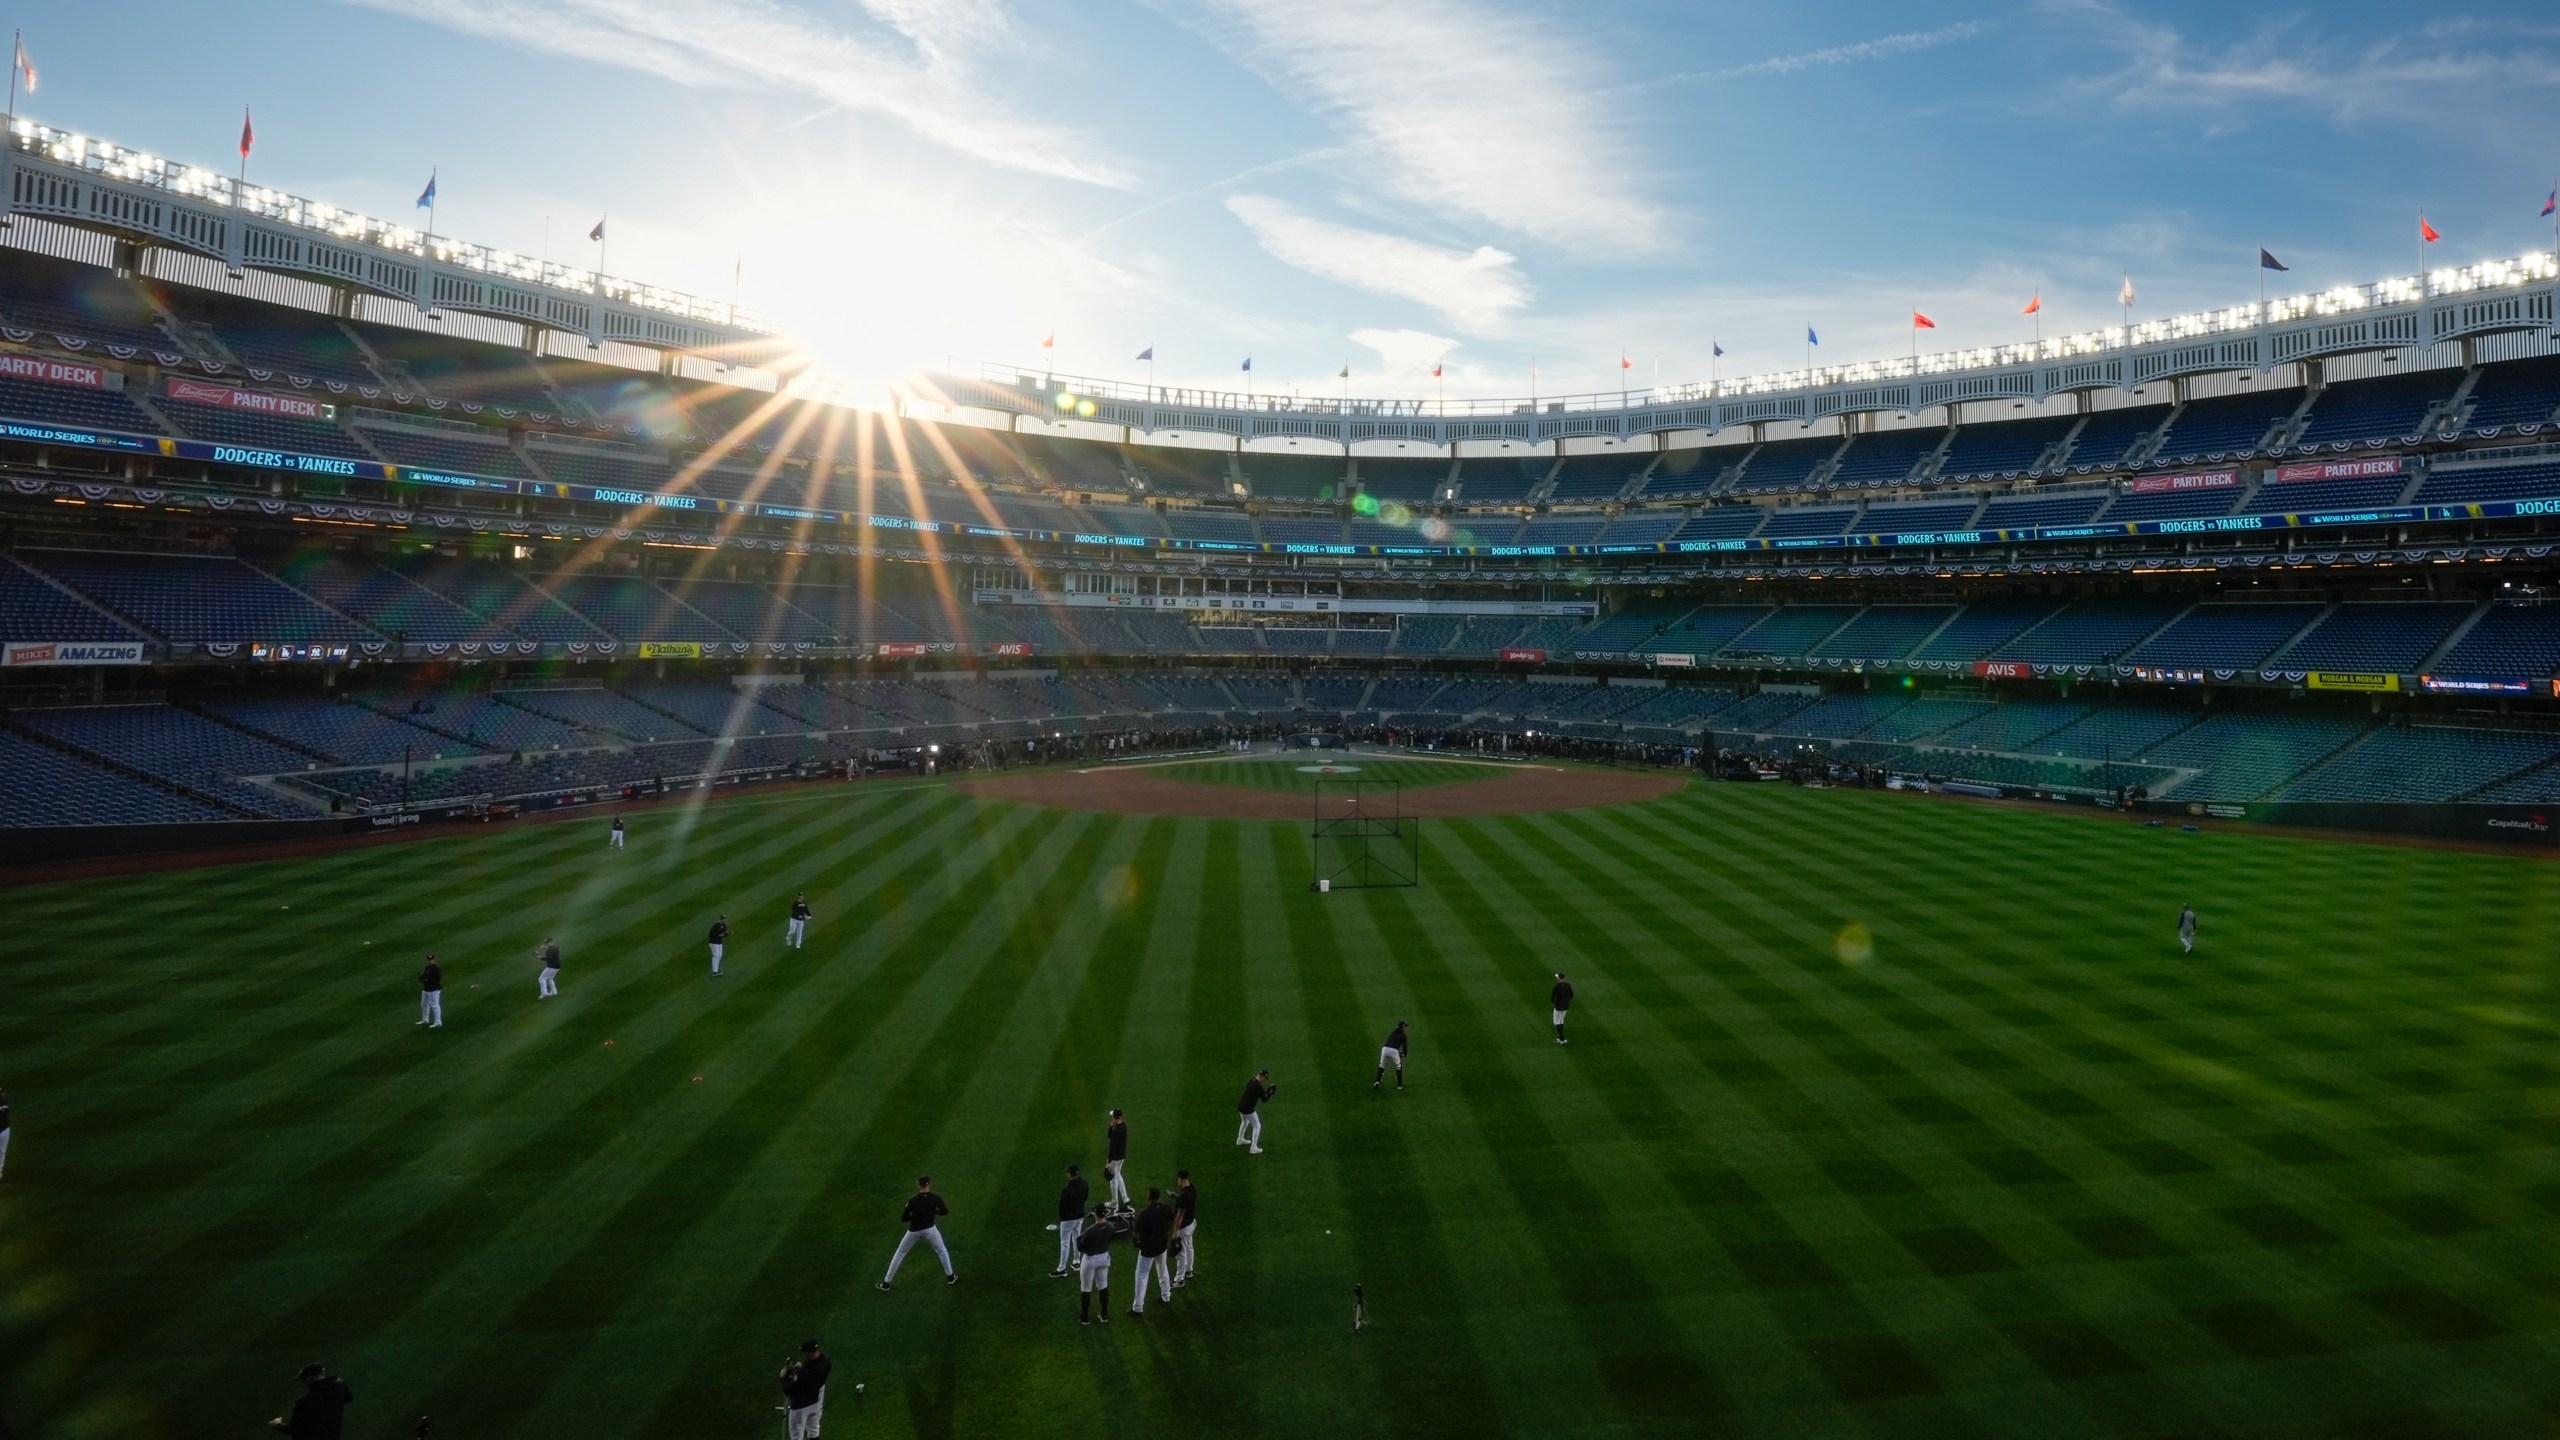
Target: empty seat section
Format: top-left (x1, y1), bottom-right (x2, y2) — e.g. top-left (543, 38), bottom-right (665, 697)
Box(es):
top-left (1755, 505), bottom-right (1861, 539)
top-left (1729, 436), bottom-right (1837, 495)
top-left (2290, 370), bottom-right (2458, 450)
top-left (0, 374), bottom-right (166, 433)
top-left (2278, 726), bottom-right (2560, 801)
top-left (15, 703), bottom-right (316, 816)
top-left (1826, 430), bottom-right (1940, 489)
top-left (267, 556), bottom-right (514, 644)
top-left (351, 423), bottom-right (537, 480)
top-left (28, 551), bottom-right (375, 644)
top-left (544, 576), bottom-right (734, 642)
top-left (1722, 606), bottom-right (1860, 657)
top-left (1937, 415), bottom-right (2076, 482)
top-left (1857, 499), bottom-right (1982, 534)
top-left (1910, 599), bottom-right (2063, 661)
top-left (2414, 460), bottom-right (2560, 506)
top-left (1977, 487), bottom-right (2109, 530)
top-left (1453, 455), bottom-right (1549, 503)
top-left (0, 556), bottom-right (146, 642)
top-left (0, 727), bottom-right (234, 825)
top-left (2455, 356), bottom-right (2560, 434)
top-left (2125, 603), bottom-right (2323, 669)
top-left (2238, 470), bottom-right (2411, 513)
top-left (1261, 515), bottom-right (1346, 546)
top-left (1639, 605), bottom-right (1770, 656)
top-left (2058, 407), bottom-right (2171, 472)
top-left (1596, 512), bottom-right (1685, 544)
top-left (1636, 445), bottom-right (1743, 498)
top-left (394, 558), bottom-right (608, 642)
top-left (0, 254), bottom-right (173, 350)
top-left (202, 696), bottom-right (476, 765)
top-left (2428, 602), bottom-right (2560, 677)
top-left (1991, 598), bottom-right (2185, 664)
top-left (2149, 391), bottom-right (2295, 465)
top-left (1130, 445), bottom-right (1234, 496)
top-left (2101, 481), bottom-right (2247, 522)
top-left (1355, 458), bottom-right (1447, 502)
top-left (1808, 606), bottom-right (1952, 660)
top-left (1243, 454), bottom-right (1347, 500)
top-left (2140, 711), bottom-right (2370, 799)
top-left (2273, 604), bottom-right (2471, 672)
top-left (1547, 451), bottom-right (1647, 500)
top-left (1668, 507), bottom-right (1768, 542)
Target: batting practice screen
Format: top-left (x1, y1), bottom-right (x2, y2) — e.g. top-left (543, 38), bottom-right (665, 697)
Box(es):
top-left (1310, 778), bottom-right (1419, 890)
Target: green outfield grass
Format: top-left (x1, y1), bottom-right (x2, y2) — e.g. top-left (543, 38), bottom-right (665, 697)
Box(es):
top-left (1167, 754), bottom-right (1496, 794)
top-left (4, 777), bottom-right (2558, 1439)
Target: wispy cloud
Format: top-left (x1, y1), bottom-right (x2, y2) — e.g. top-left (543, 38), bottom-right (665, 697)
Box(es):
top-left (2044, 0), bottom-right (2560, 125)
top-left (1194, 0), bottom-right (1661, 254)
top-left (1350, 327), bottom-right (1457, 376)
top-left (1227, 195), bottom-right (1530, 330)
top-left (331, 0), bottom-right (1133, 187)
top-left (1624, 20), bottom-right (1987, 92)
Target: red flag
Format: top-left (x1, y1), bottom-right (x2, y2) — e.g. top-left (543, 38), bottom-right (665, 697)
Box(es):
top-left (2022, 293), bottom-right (2041, 315)
top-left (239, 106), bottom-right (254, 160)
top-left (2420, 214), bottom-right (2441, 244)
top-left (1620, 354), bottom-right (1632, 370)
top-left (1040, 333), bottom-right (1054, 350)
top-left (1912, 311), bottom-right (1937, 329)
top-left (1431, 363), bottom-right (1442, 378)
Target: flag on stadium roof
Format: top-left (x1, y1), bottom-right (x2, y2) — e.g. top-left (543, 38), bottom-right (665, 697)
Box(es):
top-left (2259, 248), bottom-right (2287, 271)
top-left (1431, 362), bottom-right (1442, 377)
top-left (1041, 333), bottom-right (1054, 350)
top-left (2022, 293), bottom-right (2041, 315)
top-left (588, 217), bottom-right (605, 242)
top-left (416, 171), bottom-right (437, 209)
top-left (1806, 327), bottom-right (1819, 345)
top-left (1621, 353), bottom-right (1633, 369)
top-left (2420, 213), bottom-right (2441, 244)
top-left (238, 107), bottom-right (254, 160)
top-left (2544, 187), bottom-right (2557, 218)
top-left (1337, 363), bottom-right (1349, 378)
top-left (1240, 356), bottom-right (1251, 372)
top-left (1712, 341), bottom-right (1724, 357)
top-left (1912, 311), bottom-right (1936, 329)
top-left (1134, 346), bottom-right (1153, 361)
top-left (2118, 273), bottom-right (2136, 307)
top-left (13, 33), bottom-right (33, 96)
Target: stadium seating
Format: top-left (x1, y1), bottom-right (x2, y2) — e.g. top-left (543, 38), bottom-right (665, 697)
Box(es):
top-left (1824, 430), bottom-right (1940, 490)
top-left (2238, 471), bottom-right (2412, 513)
top-left (390, 694), bottom-right (595, 752)
top-left (1728, 435), bottom-right (1839, 494)
top-left (392, 559), bottom-right (607, 643)
top-left (1976, 487), bottom-right (2109, 530)
top-left (2137, 710), bottom-right (2370, 799)
top-left (1635, 446), bottom-right (1736, 498)
top-left (1857, 498), bottom-right (1982, 534)
top-left (497, 686), bottom-right (710, 742)
top-left (1755, 504), bottom-right (1862, 540)
top-left (2453, 356), bottom-right (2560, 435)
top-left (204, 695), bottom-right (480, 765)
top-left (1547, 451), bottom-right (1647, 501)
top-left (350, 422), bottom-right (539, 480)
top-left (1990, 598), bottom-right (2185, 665)
top-left (1595, 511), bottom-right (1686, 544)
top-left (1807, 606), bottom-right (1953, 660)
top-left (0, 253), bottom-right (175, 352)
top-left (1909, 599), bottom-right (2063, 662)
top-left (0, 727), bottom-right (236, 826)
top-left (0, 374), bottom-right (167, 434)
top-left (2276, 724), bottom-right (2560, 801)
top-left (0, 555), bottom-right (147, 642)
top-left (2272, 603), bottom-right (2472, 672)
top-left (1452, 455), bottom-right (1550, 503)
top-left (1708, 690), bottom-right (1819, 733)
top-left (2289, 370), bottom-right (2458, 451)
top-left (1244, 454), bottom-right (1347, 500)
top-left (1355, 457), bottom-right (1446, 502)
top-left (2148, 391), bottom-right (2295, 466)
top-left (266, 556), bottom-right (515, 644)
top-left (2058, 407), bottom-right (2171, 472)
top-left (13, 703), bottom-right (319, 816)
top-left (26, 550), bottom-right (377, 645)
top-left (2428, 602), bottom-right (2560, 677)
top-left (2124, 603), bottom-right (2323, 670)
top-left (1931, 700), bottom-right (2092, 751)
top-left (1937, 415), bottom-right (2076, 482)
top-left (2100, 482), bottom-right (2247, 523)
top-left (1667, 507), bottom-right (1768, 542)
top-left (157, 395), bottom-right (376, 461)
top-left (2414, 459), bottom-right (2560, 506)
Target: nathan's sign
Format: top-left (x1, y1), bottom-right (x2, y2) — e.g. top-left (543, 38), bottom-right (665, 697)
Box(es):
top-left (0, 352), bottom-right (114, 390)
top-left (1972, 660), bottom-right (2032, 678)
top-left (164, 377), bottom-right (333, 421)
top-left (2127, 468), bottom-right (2239, 494)
top-left (2276, 457), bottom-right (2404, 484)
top-left (636, 642), bottom-right (704, 659)
top-left (3, 640), bottom-right (146, 666)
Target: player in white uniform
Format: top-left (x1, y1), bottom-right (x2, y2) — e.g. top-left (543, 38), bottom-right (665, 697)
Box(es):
top-left (609, 816), bottom-right (625, 849)
top-left (787, 893), bottom-right (811, 949)
top-left (2178, 904), bottom-right (2198, 954)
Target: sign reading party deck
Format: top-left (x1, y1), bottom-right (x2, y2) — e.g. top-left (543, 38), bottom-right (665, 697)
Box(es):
top-left (2275, 457), bottom-right (2403, 484)
top-left (0, 353), bottom-right (114, 390)
top-left (2127, 468), bottom-right (2240, 494)
top-left (164, 378), bottom-right (334, 421)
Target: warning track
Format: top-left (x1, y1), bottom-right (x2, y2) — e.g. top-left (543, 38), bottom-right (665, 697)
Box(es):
top-left (954, 763), bottom-right (1686, 818)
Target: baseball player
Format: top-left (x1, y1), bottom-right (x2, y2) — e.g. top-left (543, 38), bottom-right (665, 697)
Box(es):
top-left (779, 1339), bottom-right (831, 1440)
top-left (1052, 1162), bottom-right (1090, 1277)
top-left (877, 1175), bottom-right (956, 1289)
top-left (708, 915), bottom-right (730, 978)
top-left (1234, 1069), bottom-right (1275, 1154)
top-left (267, 1362), bottom-right (355, 1439)
top-left (0, 1086), bottom-right (11, 1179)
top-left (417, 955), bottom-right (444, 1028)
top-left (536, 938), bottom-right (561, 999)
top-left (2177, 903), bottom-right (2198, 954)
top-left (1550, 972), bottom-right (1575, 1045)
top-left (1171, 1169), bottom-right (1197, 1286)
top-left (1075, 1202), bottom-right (1120, 1324)
top-left (787, 893), bottom-right (812, 949)
top-left (609, 815), bottom-right (625, 849)
top-left (1128, 1187), bottom-right (1177, 1315)
top-left (1373, 1020), bottom-right (1410, 1091)
top-left (1104, 1109), bottom-right (1131, 1208)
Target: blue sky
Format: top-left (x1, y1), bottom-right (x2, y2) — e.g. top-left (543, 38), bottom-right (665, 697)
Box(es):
top-left (19, 1), bottom-right (2560, 402)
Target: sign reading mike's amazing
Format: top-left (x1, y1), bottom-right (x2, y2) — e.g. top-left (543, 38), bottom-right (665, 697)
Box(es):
top-left (4, 641), bottom-right (147, 666)
top-left (163, 377), bottom-right (334, 422)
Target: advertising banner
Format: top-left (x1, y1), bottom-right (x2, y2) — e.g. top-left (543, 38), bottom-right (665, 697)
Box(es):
top-left (1652, 653), bottom-right (1696, 668)
top-left (249, 643), bottom-right (351, 662)
top-left (984, 642), bottom-right (1034, 657)
top-left (637, 642), bottom-right (704, 659)
top-left (164, 378), bottom-right (333, 421)
top-left (2305, 671), bottom-right (2399, 693)
top-left (3, 640), bottom-right (147, 666)
top-left (1972, 660), bottom-right (2032, 678)
top-left (2128, 468), bottom-right (2240, 494)
top-left (1499, 648), bottom-right (1549, 663)
top-left (875, 642), bottom-right (932, 658)
top-left (2275, 457), bottom-right (2403, 484)
top-left (0, 352), bottom-right (113, 389)
top-left (2420, 675), bottom-right (2532, 695)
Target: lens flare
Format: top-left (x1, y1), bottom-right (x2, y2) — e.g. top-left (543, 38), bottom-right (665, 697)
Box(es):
top-left (1834, 921), bottom-right (1875, 967)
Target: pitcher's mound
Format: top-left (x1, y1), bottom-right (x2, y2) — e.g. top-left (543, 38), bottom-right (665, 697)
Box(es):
top-left (956, 764), bottom-right (1685, 818)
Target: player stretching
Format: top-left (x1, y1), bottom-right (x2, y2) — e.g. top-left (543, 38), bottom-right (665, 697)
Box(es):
top-left (535, 938), bottom-right (561, 999)
top-left (1235, 1069), bottom-right (1275, 1154)
top-left (417, 955), bottom-right (444, 1028)
top-left (877, 1176), bottom-right (956, 1289)
top-left (609, 815), bottom-right (625, 849)
top-left (787, 893), bottom-right (812, 950)
top-left (1052, 1163), bottom-right (1090, 1278)
top-left (2177, 904), bottom-right (2198, 954)
top-left (1128, 1188), bottom-right (1177, 1316)
top-left (1550, 973), bottom-right (1574, 1045)
top-left (707, 915), bottom-right (730, 978)
top-left (1104, 1109), bottom-right (1131, 1208)
top-left (1373, 1020), bottom-right (1410, 1091)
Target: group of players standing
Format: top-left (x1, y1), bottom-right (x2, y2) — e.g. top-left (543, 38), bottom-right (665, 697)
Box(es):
top-left (1052, 1109), bottom-right (1203, 1324)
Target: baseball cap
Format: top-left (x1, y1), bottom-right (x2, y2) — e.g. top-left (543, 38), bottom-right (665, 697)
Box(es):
top-left (800, 1338), bottom-right (821, 1352)
top-left (298, 1362), bottom-right (327, 1380)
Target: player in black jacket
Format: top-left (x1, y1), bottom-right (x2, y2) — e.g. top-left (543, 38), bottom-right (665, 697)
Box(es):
top-left (416, 955), bottom-right (444, 1028)
top-left (1075, 1202), bottom-right (1125, 1323)
top-left (1104, 1109), bottom-right (1131, 1208)
top-left (787, 893), bottom-right (812, 950)
top-left (1234, 1069), bottom-right (1275, 1154)
top-left (708, 916), bottom-right (730, 978)
top-left (268, 1363), bottom-right (354, 1440)
top-left (1551, 973), bottom-right (1575, 1044)
top-left (877, 1175), bottom-right (956, 1289)
top-left (1129, 1188), bottom-right (1178, 1315)
top-left (1052, 1163), bottom-right (1090, 1277)
top-left (536, 938), bottom-right (561, 999)
top-left (1374, 1020), bottom-right (1410, 1091)
top-left (1171, 1169), bottom-right (1198, 1286)
top-left (779, 1339), bottom-right (831, 1440)
top-left (0, 1085), bottom-right (11, 1179)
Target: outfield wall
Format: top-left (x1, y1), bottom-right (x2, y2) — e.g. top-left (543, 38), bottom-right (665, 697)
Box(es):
top-left (2140, 798), bottom-right (2560, 849)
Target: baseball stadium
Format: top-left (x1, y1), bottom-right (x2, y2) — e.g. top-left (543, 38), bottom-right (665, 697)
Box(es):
top-left (4, 6), bottom-right (2560, 1437)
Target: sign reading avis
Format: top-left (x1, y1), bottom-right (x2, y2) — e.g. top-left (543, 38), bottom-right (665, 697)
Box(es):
top-left (3, 641), bottom-right (147, 666)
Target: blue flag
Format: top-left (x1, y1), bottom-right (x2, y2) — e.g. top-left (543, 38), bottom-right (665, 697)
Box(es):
top-left (1712, 342), bottom-right (1724, 357)
top-left (1240, 356), bottom-right (1252, 372)
top-left (1135, 346), bottom-right (1153, 361)
top-left (416, 171), bottom-right (436, 209)
top-left (2259, 247), bottom-right (2287, 271)
top-left (1806, 327), bottom-right (1819, 345)
top-left (2544, 188), bottom-right (2557, 218)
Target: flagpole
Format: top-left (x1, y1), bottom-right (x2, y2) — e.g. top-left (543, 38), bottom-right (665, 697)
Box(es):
top-left (426, 167), bottom-right (437, 246)
top-left (8, 31), bottom-right (18, 121)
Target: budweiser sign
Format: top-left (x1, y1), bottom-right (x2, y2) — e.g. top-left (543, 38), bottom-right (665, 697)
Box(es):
top-left (1972, 660), bottom-right (2031, 678)
top-left (164, 378), bottom-right (332, 421)
top-left (2275, 456), bottom-right (2404, 484)
top-left (0, 353), bottom-right (110, 390)
top-left (2128, 468), bottom-right (2239, 494)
